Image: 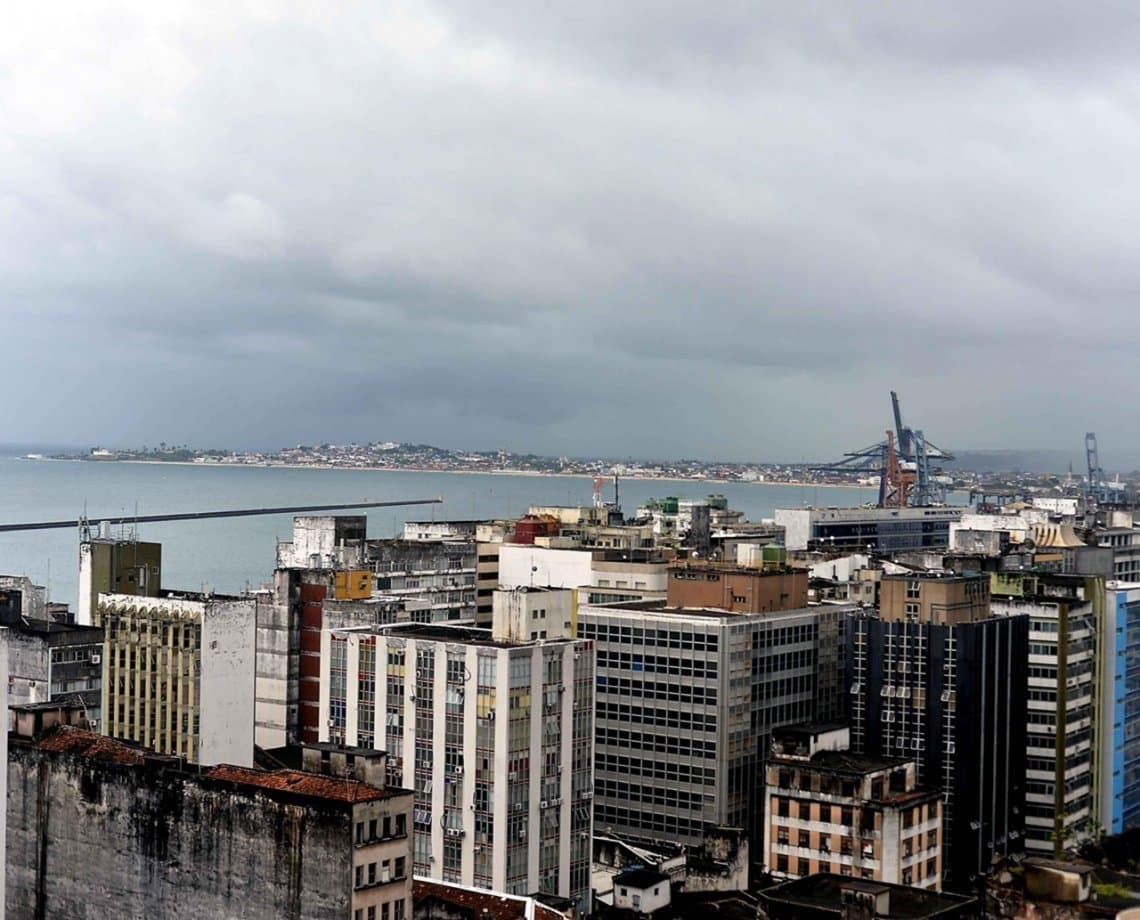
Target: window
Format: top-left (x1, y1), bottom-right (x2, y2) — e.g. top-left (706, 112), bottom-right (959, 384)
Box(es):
top-left (395, 857), bottom-right (406, 879)
top-left (368, 908), bottom-right (376, 920)
top-left (396, 814), bottom-right (407, 836)
top-left (368, 863), bottom-right (377, 884)
top-left (355, 866), bottom-right (364, 888)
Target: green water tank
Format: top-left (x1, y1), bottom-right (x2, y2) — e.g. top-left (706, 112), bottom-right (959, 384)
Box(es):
top-left (762, 544), bottom-right (787, 567)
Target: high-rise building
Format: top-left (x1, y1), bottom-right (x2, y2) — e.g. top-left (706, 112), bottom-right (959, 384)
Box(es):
top-left (319, 587), bottom-right (594, 913)
top-left (989, 572), bottom-right (1099, 855)
top-left (1099, 581), bottom-right (1140, 834)
top-left (577, 599), bottom-right (853, 858)
top-left (96, 592), bottom-right (256, 766)
top-left (762, 725), bottom-right (943, 889)
top-left (847, 573), bottom-right (1027, 889)
top-left (261, 516), bottom-right (480, 750)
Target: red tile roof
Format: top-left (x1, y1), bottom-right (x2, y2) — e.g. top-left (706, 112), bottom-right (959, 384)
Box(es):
top-left (36, 726), bottom-right (145, 765)
top-left (414, 879), bottom-right (568, 920)
top-left (205, 765), bottom-right (390, 803)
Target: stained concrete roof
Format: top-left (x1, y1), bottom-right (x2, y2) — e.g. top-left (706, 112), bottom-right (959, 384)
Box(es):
top-left (36, 726), bottom-right (145, 765)
top-left (414, 879), bottom-right (568, 920)
top-left (205, 765), bottom-right (394, 804)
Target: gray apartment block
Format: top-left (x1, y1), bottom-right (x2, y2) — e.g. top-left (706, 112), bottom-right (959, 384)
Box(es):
top-left (577, 601), bottom-right (853, 854)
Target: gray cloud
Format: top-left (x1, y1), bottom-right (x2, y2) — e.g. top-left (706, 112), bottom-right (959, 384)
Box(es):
top-left (3, 2), bottom-right (1140, 463)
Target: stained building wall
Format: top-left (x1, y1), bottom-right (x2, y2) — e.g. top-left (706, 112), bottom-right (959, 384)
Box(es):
top-left (6, 744), bottom-right (356, 920)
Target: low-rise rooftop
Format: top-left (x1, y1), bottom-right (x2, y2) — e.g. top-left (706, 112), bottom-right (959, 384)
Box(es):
top-left (414, 878), bottom-right (568, 920)
top-left (760, 873), bottom-right (976, 919)
top-left (204, 765), bottom-right (396, 804)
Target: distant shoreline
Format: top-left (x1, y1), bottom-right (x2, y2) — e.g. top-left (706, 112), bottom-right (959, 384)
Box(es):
top-left (19, 455), bottom-right (873, 492)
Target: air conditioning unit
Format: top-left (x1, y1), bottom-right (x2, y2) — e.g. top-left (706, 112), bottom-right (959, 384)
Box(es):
top-left (541, 800), bottom-right (550, 809)
top-left (91, 653), bottom-right (102, 665)
top-left (580, 790), bottom-right (593, 799)
top-left (454, 766), bottom-right (464, 776)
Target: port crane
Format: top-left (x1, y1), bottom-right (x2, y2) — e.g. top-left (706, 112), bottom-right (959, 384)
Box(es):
top-left (813, 391), bottom-right (954, 507)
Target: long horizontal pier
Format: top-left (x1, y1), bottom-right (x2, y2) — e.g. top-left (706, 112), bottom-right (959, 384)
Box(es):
top-left (0, 498), bottom-right (444, 533)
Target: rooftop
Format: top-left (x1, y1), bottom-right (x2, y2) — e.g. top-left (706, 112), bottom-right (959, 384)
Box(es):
top-left (204, 765), bottom-right (396, 804)
top-left (761, 873), bottom-right (975, 918)
top-left (772, 748), bottom-right (914, 777)
top-left (613, 868), bottom-right (671, 890)
top-left (335, 622), bottom-right (578, 648)
top-left (35, 725), bottom-right (145, 766)
top-left (414, 878), bottom-right (568, 920)
top-left (581, 599), bottom-right (853, 621)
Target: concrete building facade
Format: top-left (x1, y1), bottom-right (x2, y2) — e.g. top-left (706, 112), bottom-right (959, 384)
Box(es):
top-left (989, 573), bottom-right (1098, 855)
top-left (96, 592), bottom-right (256, 766)
top-left (578, 600), bottom-right (854, 858)
top-left (775, 507), bottom-right (963, 554)
top-left (665, 563), bottom-right (808, 613)
top-left (318, 589), bottom-right (595, 913)
top-left (77, 533), bottom-right (162, 626)
top-left (6, 621), bottom-right (103, 729)
top-left (847, 574), bottom-right (1028, 889)
top-left (7, 723), bottom-right (413, 920)
top-left (763, 725), bottom-right (943, 889)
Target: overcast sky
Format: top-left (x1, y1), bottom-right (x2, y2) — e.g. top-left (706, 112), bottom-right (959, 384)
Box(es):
top-left (4, 3), bottom-right (1140, 463)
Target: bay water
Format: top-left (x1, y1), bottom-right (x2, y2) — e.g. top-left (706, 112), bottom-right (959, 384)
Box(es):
top-left (0, 454), bottom-right (883, 611)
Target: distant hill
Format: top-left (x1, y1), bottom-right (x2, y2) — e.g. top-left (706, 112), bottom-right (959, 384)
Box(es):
top-left (943, 449), bottom-right (1089, 476)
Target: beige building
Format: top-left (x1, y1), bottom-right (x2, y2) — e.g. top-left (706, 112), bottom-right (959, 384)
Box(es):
top-left (665, 562), bottom-right (808, 613)
top-left (97, 592), bottom-right (256, 766)
top-left (879, 573), bottom-right (989, 625)
top-left (763, 725), bottom-right (943, 890)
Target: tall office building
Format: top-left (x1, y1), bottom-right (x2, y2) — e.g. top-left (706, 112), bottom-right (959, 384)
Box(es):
top-left (319, 587), bottom-right (594, 914)
top-left (989, 572), bottom-right (1098, 855)
top-left (577, 599), bottom-right (853, 856)
top-left (96, 592), bottom-right (256, 766)
top-left (1099, 581), bottom-right (1140, 834)
top-left (259, 516), bottom-right (481, 750)
top-left (847, 574), bottom-right (1027, 890)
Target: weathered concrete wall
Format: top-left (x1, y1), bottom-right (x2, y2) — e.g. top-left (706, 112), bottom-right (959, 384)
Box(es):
top-left (7, 747), bottom-right (353, 919)
top-left (200, 600), bottom-right (256, 767)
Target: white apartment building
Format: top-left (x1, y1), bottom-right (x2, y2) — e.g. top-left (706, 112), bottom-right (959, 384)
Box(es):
top-left (96, 592), bottom-right (256, 766)
top-left (320, 588), bottom-right (594, 914)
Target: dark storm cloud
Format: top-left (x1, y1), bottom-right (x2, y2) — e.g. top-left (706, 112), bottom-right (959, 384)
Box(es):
top-left (4, 2), bottom-right (1140, 463)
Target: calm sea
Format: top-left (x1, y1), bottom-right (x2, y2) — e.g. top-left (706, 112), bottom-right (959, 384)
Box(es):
top-left (0, 454), bottom-right (885, 610)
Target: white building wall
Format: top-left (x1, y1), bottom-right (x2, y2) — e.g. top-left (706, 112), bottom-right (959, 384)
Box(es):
top-left (199, 600), bottom-right (256, 767)
top-left (77, 543), bottom-right (95, 626)
top-left (773, 510), bottom-right (810, 551)
top-left (498, 546), bottom-right (593, 590)
top-left (322, 627), bottom-right (592, 911)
